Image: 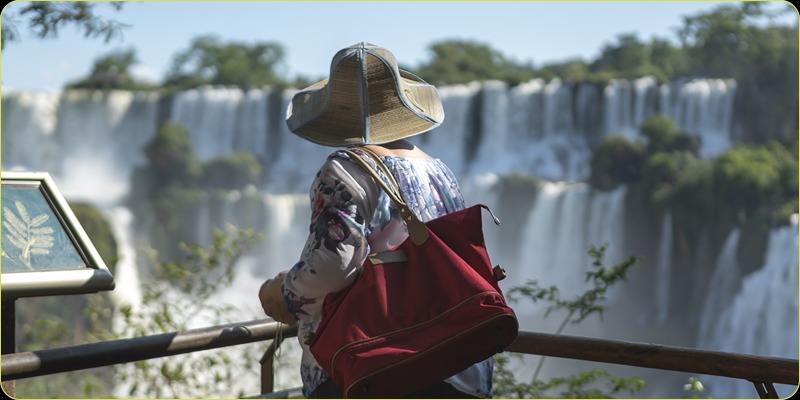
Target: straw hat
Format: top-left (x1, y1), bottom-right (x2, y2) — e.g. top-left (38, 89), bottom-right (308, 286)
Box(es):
top-left (286, 42), bottom-right (444, 147)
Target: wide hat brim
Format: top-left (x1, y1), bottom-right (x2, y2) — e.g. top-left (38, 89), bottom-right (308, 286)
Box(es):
top-left (286, 42), bottom-right (444, 147)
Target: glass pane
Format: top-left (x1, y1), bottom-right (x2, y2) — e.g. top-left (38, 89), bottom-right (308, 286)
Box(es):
top-left (1, 184), bottom-right (88, 273)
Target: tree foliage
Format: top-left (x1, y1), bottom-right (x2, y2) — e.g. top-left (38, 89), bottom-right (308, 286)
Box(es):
top-left (640, 114), bottom-right (680, 154)
top-left (65, 48), bottom-right (155, 90)
top-left (536, 58), bottom-right (591, 82)
top-left (712, 143), bottom-right (795, 217)
top-left (494, 245), bottom-right (642, 398)
top-left (69, 201), bottom-right (119, 274)
top-left (131, 120), bottom-right (271, 258)
top-left (592, 113), bottom-right (797, 228)
top-left (142, 121), bottom-right (203, 189)
top-left (1, 2), bottom-right (127, 49)
top-left (203, 153), bottom-right (263, 190)
top-left (590, 33), bottom-right (653, 79)
top-left (676, 2), bottom-right (798, 142)
top-left (111, 227), bottom-right (263, 398)
top-left (413, 39), bottom-right (537, 86)
top-left (164, 34), bottom-right (287, 89)
top-left (588, 135), bottom-right (646, 191)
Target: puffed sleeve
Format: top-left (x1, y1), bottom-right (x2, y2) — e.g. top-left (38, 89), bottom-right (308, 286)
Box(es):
top-left (280, 151), bottom-right (380, 323)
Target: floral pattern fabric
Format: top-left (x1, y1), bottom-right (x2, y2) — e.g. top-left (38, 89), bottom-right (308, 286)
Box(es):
top-left (281, 149), bottom-right (492, 398)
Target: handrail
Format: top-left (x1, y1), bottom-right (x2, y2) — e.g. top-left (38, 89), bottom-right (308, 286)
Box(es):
top-left (1, 320), bottom-right (797, 396)
top-left (507, 331), bottom-right (798, 386)
top-left (1, 318), bottom-right (297, 381)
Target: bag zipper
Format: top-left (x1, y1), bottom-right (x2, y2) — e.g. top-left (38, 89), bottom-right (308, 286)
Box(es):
top-left (329, 290), bottom-right (505, 374)
top-left (344, 312), bottom-right (516, 398)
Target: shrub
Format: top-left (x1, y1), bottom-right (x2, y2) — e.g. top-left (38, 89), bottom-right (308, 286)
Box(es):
top-left (203, 153), bottom-right (262, 190)
top-left (640, 114), bottom-right (679, 154)
top-left (589, 135), bottom-right (646, 191)
top-left (69, 201), bottom-right (119, 273)
top-left (712, 144), bottom-right (784, 216)
top-left (143, 121), bottom-right (202, 188)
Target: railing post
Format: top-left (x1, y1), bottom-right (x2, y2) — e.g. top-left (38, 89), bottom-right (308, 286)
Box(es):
top-left (2, 299), bottom-right (16, 398)
top-left (259, 324), bottom-right (287, 395)
top-left (751, 381), bottom-right (780, 399)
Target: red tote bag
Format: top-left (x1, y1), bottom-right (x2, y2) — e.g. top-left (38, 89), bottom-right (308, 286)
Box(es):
top-left (306, 148), bottom-right (518, 398)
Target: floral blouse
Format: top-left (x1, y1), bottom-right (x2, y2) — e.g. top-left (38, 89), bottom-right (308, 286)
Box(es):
top-left (281, 149), bottom-right (493, 398)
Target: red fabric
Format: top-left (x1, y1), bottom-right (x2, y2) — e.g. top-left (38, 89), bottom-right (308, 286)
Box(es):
top-left (309, 204), bottom-right (518, 398)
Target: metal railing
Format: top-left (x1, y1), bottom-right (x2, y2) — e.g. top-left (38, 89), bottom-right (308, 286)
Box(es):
top-left (2, 319), bottom-right (797, 398)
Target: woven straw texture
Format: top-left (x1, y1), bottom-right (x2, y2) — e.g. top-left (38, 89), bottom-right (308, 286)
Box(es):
top-left (286, 42), bottom-right (444, 147)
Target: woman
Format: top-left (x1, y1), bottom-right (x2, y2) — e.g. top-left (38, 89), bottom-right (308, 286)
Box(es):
top-left (259, 42), bottom-right (493, 398)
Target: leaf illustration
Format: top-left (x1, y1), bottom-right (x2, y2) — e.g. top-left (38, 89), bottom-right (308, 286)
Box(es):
top-left (32, 226), bottom-right (55, 235)
top-left (15, 200), bottom-right (30, 224)
top-left (1, 203), bottom-right (56, 270)
top-left (5, 234), bottom-right (26, 251)
top-left (32, 235), bottom-right (55, 247)
top-left (3, 207), bottom-right (25, 237)
top-left (30, 214), bottom-right (50, 227)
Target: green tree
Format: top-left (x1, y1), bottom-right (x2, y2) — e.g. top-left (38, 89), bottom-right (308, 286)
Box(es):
top-left (676, 2), bottom-right (793, 76)
top-left (203, 153), bottom-right (263, 190)
top-left (1, 2), bottom-right (126, 49)
top-left (712, 143), bottom-right (790, 218)
top-left (65, 48), bottom-right (155, 90)
top-left (677, 2), bottom-right (798, 142)
top-left (142, 121), bottom-right (203, 189)
top-left (591, 33), bottom-right (649, 77)
top-left (413, 39), bottom-right (536, 86)
top-left (69, 201), bottom-right (119, 273)
top-left (589, 33), bottom-right (690, 82)
top-left (589, 135), bottom-right (646, 191)
top-left (640, 151), bottom-right (702, 208)
top-left (415, 39), bottom-right (501, 85)
top-left (164, 34), bottom-right (287, 89)
top-left (640, 114), bottom-right (679, 154)
top-left (648, 37), bottom-right (690, 80)
top-left (537, 58), bottom-right (592, 82)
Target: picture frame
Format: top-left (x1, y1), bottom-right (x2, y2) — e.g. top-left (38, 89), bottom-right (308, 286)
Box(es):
top-left (1, 171), bottom-right (115, 298)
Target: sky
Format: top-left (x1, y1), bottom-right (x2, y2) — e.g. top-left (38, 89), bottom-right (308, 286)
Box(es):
top-left (0, 1), bottom-right (795, 91)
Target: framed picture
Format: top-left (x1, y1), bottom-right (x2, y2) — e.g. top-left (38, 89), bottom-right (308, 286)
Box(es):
top-left (1, 171), bottom-right (114, 298)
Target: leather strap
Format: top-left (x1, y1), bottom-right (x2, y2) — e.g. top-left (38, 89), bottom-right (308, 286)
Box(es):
top-left (367, 250), bottom-right (409, 265)
top-left (358, 146), bottom-right (403, 198)
top-left (341, 148), bottom-right (430, 245)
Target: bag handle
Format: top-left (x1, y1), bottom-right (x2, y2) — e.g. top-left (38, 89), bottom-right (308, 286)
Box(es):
top-left (341, 148), bottom-right (430, 245)
top-left (353, 147), bottom-right (404, 206)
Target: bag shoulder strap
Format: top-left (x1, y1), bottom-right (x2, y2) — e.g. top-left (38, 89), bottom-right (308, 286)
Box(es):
top-left (340, 148), bottom-right (429, 245)
top-left (357, 147), bottom-right (403, 196)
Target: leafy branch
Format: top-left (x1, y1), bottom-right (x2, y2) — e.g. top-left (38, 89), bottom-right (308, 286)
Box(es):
top-left (494, 244), bottom-right (642, 398)
top-left (2, 2), bottom-right (128, 48)
top-left (88, 225), bottom-right (265, 398)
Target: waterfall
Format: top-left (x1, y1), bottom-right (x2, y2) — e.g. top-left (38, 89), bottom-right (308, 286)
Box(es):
top-left (418, 82), bottom-right (481, 177)
top-left (697, 228), bottom-right (743, 350)
top-left (107, 207), bottom-right (143, 310)
top-left (659, 78), bottom-right (737, 158)
top-left (655, 212), bottom-right (673, 324)
top-left (509, 182), bottom-right (628, 328)
top-left (697, 216), bottom-right (799, 398)
top-left (1, 77), bottom-right (739, 187)
top-left (2, 76), bottom-right (793, 398)
top-left (1, 91), bottom-right (60, 172)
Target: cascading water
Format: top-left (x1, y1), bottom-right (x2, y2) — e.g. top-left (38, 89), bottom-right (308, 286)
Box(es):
top-left (697, 216), bottom-right (799, 398)
top-left (2, 76), bottom-right (795, 398)
top-left (655, 212), bottom-right (673, 325)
